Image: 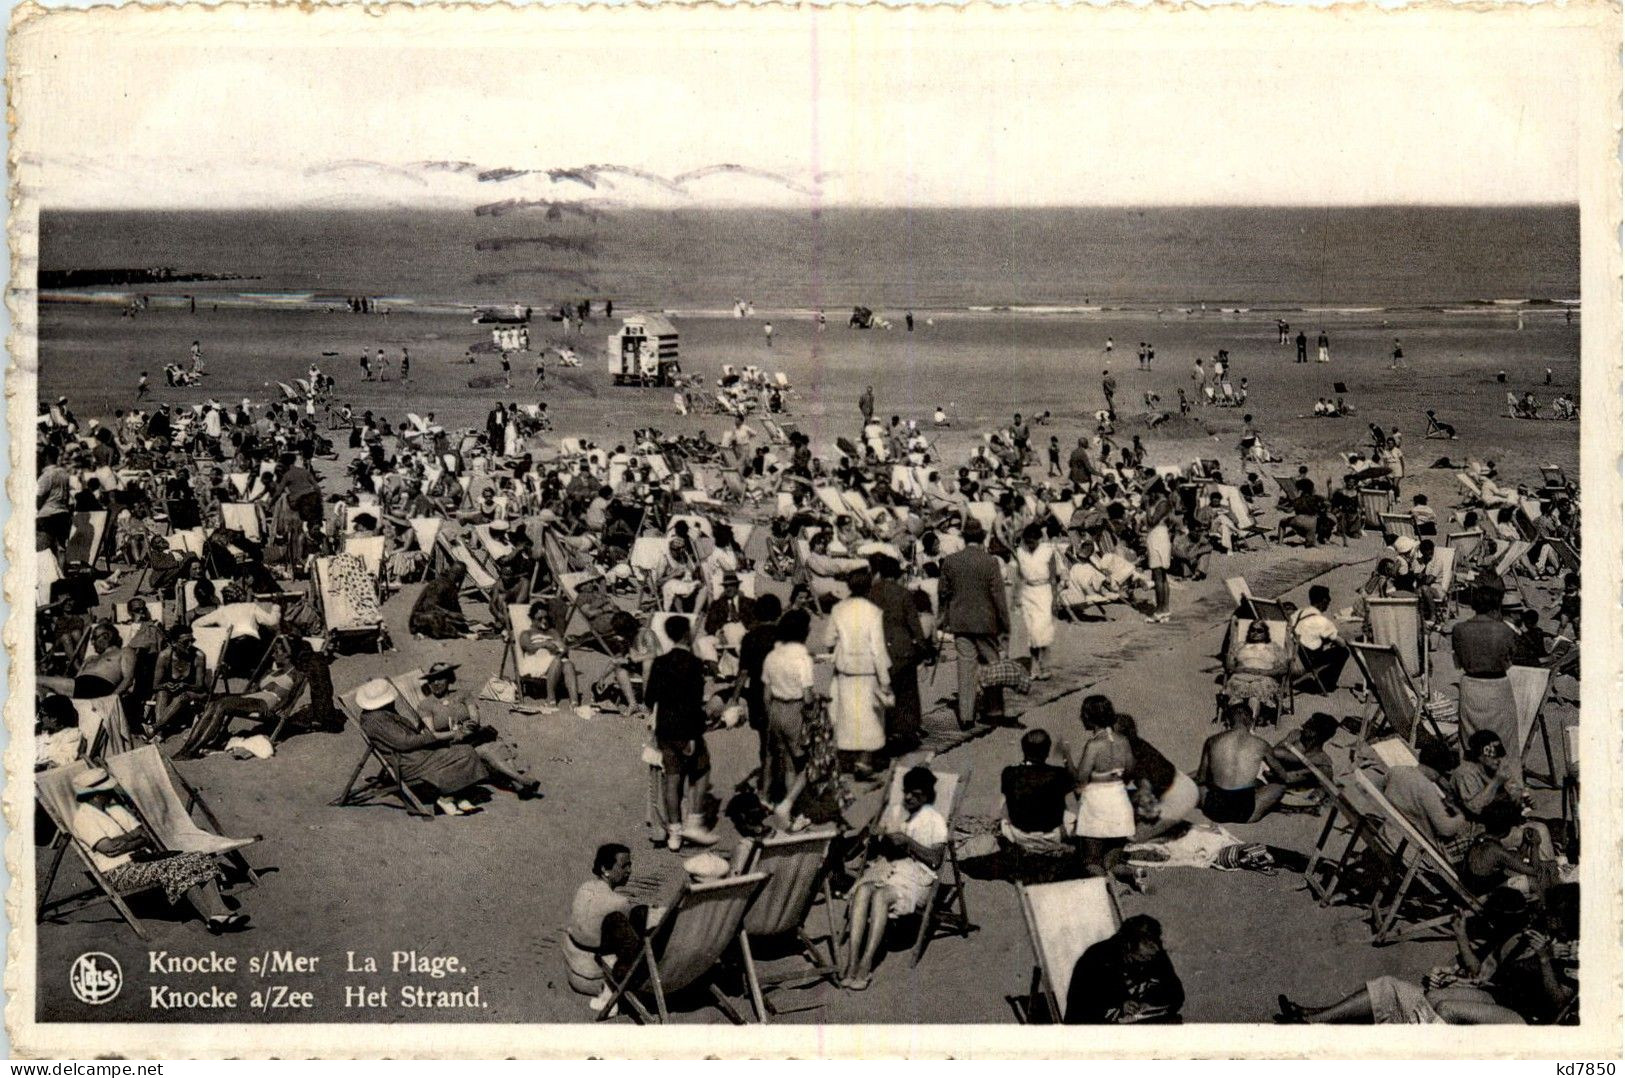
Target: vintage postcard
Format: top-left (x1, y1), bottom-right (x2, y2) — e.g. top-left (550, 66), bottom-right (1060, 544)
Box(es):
top-left (5, 1), bottom-right (1620, 1059)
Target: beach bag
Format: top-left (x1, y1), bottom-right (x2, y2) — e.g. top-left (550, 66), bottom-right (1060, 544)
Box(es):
top-left (1213, 842), bottom-right (1277, 875)
top-left (479, 677), bottom-right (518, 704)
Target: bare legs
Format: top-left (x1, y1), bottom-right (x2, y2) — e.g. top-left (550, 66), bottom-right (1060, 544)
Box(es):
top-left (841, 881), bottom-right (893, 989)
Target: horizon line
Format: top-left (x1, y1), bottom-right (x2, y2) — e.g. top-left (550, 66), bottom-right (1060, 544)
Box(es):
top-left (39, 200), bottom-right (1582, 213)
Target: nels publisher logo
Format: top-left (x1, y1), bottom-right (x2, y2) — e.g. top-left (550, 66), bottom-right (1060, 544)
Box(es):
top-left (69, 952), bottom-right (122, 1005)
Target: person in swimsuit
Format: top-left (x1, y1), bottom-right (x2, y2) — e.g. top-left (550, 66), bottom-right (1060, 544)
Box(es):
top-left (1060, 695), bottom-right (1145, 888)
top-left (176, 638), bottom-right (306, 758)
top-left (39, 622), bottom-right (136, 700)
top-left (1196, 703), bottom-right (1285, 824)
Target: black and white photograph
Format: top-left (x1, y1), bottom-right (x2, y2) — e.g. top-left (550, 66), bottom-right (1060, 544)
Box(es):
top-left (6, 3), bottom-right (1620, 1058)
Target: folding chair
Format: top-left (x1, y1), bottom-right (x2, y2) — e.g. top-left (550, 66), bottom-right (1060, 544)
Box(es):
top-left (1349, 641), bottom-right (1444, 746)
top-left (1424, 413), bottom-right (1454, 439)
top-left (1223, 615), bottom-right (1296, 717)
top-left (866, 764), bottom-right (975, 966)
top-left (1351, 770), bottom-right (1485, 944)
top-left (220, 502), bottom-right (264, 544)
top-left (735, 826), bottom-right (843, 1017)
top-left (65, 510), bottom-right (113, 571)
top-left (1011, 877), bottom-right (1123, 1023)
top-left (1455, 473), bottom-right (1486, 507)
top-left (36, 548), bottom-right (63, 608)
top-left (1287, 744), bottom-right (1402, 910)
top-left (104, 744), bottom-right (260, 887)
top-left (341, 533), bottom-right (389, 591)
top-left (1549, 539), bottom-right (1580, 575)
top-left (1492, 540), bottom-right (1532, 581)
top-left (1367, 596), bottom-right (1426, 684)
top-left (597, 872), bottom-right (770, 1024)
top-left (1380, 513), bottom-right (1417, 541)
top-left (1356, 488), bottom-right (1393, 530)
top-left (501, 602), bottom-right (559, 686)
top-left (36, 762), bottom-right (161, 938)
top-left (1539, 465), bottom-right (1574, 493)
top-left (311, 553), bottom-right (386, 653)
top-left (329, 684), bottom-right (436, 818)
top-left (1508, 665), bottom-right (1558, 787)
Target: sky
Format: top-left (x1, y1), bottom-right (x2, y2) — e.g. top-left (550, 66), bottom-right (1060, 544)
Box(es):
top-left (9, 4), bottom-right (1606, 209)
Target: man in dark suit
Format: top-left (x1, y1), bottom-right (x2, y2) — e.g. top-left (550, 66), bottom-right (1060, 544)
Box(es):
top-left (643, 616), bottom-right (719, 851)
top-left (939, 518), bottom-right (1011, 728)
top-left (868, 553), bottom-right (928, 753)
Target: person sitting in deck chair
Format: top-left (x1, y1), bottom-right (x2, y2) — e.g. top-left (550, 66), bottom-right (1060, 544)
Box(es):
top-left (148, 624), bottom-right (210, 739)
top-left (1426, 410), bottom-right (1457, 439)
top-left (1223, 620), bottom-right (1289, 727)
top-left (1290, 585), bottom-right (1351, 691)
top-left (353, 677), bottom-right (506, 817)
top-left (563, 843), bottom-right (663, 1014)
top-left (517, 601), bottom-right (588, 716)
top-left (176, 637), bottom-right (306, 759)
top-left (1265, 712), bottom-right (1340, 808)
top-left (1065, 914), bottom-right (1185, 1025)
top-left (68, 766), bottom-right (250, 934)
top-left (416, 663), bottom-right (540, 800)
top-left (409, 562), bottom-right (487, 639)
top-left (1383, 740), bottom-right (1476, 863)
top-left (842, 765), bottom-right (948, 990)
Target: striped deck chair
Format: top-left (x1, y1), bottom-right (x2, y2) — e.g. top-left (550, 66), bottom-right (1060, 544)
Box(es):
top-left (1380, 513), bottom-right (1417, 541)
top-left (1356, 487), bottom-right (1393, 530)
top-left (735, 826), bottom-right (843, 1017)
top-left (1012, 878), bottom-right (1123, 1023)
top-left (597, 872), bottom-right (770, 1024)
top-left (1351, 770), bottom-right (1485, 944)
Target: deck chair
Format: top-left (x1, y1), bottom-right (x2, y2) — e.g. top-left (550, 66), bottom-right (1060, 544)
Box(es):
top-left (1287, 744), bottom-right (1402, 909)
top-left (1365, 737), bottom-right (1419, 771)
top-left (1367, 597), bottom-right (1425, 682)
top-left (311, 554), bottom-right (386, 652)
top-left (1549, 538), bottom-right (1580, 575)
top-left (220, 502), bottom-right (264, 543)
top-left (1539, 465), bottom-right (1573, 492)
top-left (441, 535), bottom-right (501, 603)
top-left (1455, 473), bottom-right (1486, 506)
top-left (330, 683), bottom-right (435, 817)
top-left (868, 764), bottom-right (974, 966)
top-left (36, 548), bottom-right (63, 608)
top-left (65, 510), bottom-right (112, 570)
top-left (1356, 487), bottom-right (1393, 530)
top-left (597, 872), bottom-right (770, 1024)
top-left (1351, 770), bottom-right (1485, 944)
top-left (104, 745), bottom-right (259, 884)
top-left (1271, 475), bottom-right (1298, 506)
top-left (37, 762), bottom-right (161, 938)
top-left (735, 826), bottom-right (843, 1017)
top-left (1012, 877), bottom-right (1123, 1023)
top-left (1380, 513), bottom-right (1417, 541)
top-left (1350, 641), bottom-right (1442, 745)
top-left (1446, 529), bottom-right (1483, 563)
top-left (501, 603), bottom-right (557, 684)
top-left (1424, 413), bottom-right (1455, 439)
top-left (471, 523), bottom-right (515, 563)
top-left (341, 533), bottom-right (388, 586)
top-left (1492, 540), bottom-right (1532, 581)
top-left (1508, 665), bottom-right (1558, 786)
top-left (73, 695), bottom-right (132, 761)
top-left (1223, 615), bottom-right (1296, 717)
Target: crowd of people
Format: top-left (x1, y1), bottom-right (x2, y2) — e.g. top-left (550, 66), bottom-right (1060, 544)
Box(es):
top-left (34, 319), bottom-right (1583, 1025)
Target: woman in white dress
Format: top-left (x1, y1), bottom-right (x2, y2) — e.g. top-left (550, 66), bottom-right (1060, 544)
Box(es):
top-left (1014, 524), bottom-right (1059, 681)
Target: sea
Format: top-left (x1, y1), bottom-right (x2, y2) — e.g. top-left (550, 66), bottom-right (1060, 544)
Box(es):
top-left (37, 205), bottom-right (1579, 315)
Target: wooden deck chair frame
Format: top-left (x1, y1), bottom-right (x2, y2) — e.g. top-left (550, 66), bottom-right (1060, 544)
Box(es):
top-left (1351, 770), bottom-right (1485, 945)
top-left (1424, 413), bottom-right (1454, 439)
top-left (863, 763), bottom-right (976, 966)
top-left (103, 744), bottom-right (262, 890)
top-left (596, 872), bottom-right (770, 1024)
top-left (1367, 596), bottom-right (1426, 685)
top-left (1012, 877), bottom-right (1123, 1023)
top-left (1349, 641), bottom-right (1443, 746)
top-left (735, 827), bottom-right (843, 1017)
top-left (1286, 744), bottom-right (1401, 909)
top-left (1380, 513), bottom-right (1417, 541)
top-left (1357, 487), bottom-right (1393, 530)
top-left (1224, 615), bottom-right (1296, 717)
top-left (1508, 665), bottom-right (1559, 788)
top-left (1550, 539), bottom-right (1580, 575)
top-left (310, 554), bottom-right (386, 653)
top-left (1491, 540), bottom-right (1532, 581)
top-left (36, 763), bottom-right (161, 939)
top-left (1456, 473), bottom-right (1486, 506)
top-left (329, 688), bottom-right (436, 818)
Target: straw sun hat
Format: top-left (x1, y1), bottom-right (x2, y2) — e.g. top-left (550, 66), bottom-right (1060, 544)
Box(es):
top-left (354, 678), bottom-right (399, 711)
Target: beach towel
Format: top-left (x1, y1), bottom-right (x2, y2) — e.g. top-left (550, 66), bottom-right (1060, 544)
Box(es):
top-left (74, 695), bottom-right (132, 757)
top-left (1125, 823), bottom-right (1239, 869)
top-left (104, 745), bottom-right (254, 854)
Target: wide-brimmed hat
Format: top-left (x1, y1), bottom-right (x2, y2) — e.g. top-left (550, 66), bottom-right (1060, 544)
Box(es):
top-left (73, 767), bottom-right (116, 797)
top-left (488, 519), bottom-right (510, 532)
top-left (421, 662), bottom-right (460, 684)
top-left (354, 678), bottom-right (399, 711)
top-left (1392, 536), bottom-right (1418, 555)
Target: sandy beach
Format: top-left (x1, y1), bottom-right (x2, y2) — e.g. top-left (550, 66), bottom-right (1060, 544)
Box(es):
top-left (33, 297), bottom-right (1581, 1024)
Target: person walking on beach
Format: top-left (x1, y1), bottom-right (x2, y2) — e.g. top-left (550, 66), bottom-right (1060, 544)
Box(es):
top-left (1146, 343), bottom-right (1155, 368)
top-left (360, 351), bottom-right (372, 381)
top-left (500, 354), bottom-right (512, 388)
top-left (1316, 330), bottom-right (1330, 363)
top-left (859, 385), bottom-right (875, 426)
top-left (1277, 319), bottom-right (1289, 344)
top-left (1390, 338), bottom-right (1405, 369)
top-left (376, 349), bottom-right (389, 382)
top-left (1102, 370), bottom-right (1118, 421)
top-left (1295, 330), bottom-right (1308, 364)
top-left (400, 348), bottom-right (411, 382)
top-left (1105, 336), bottom-right (1114, 356)
top-left (763, 321), bottom-right (774, 348)
top-left (906, 311), bottom-right (915, 332)
top-left (1048, 436), bottom-right (1062, 478)
top-left (940, 519), bottom-right (1010, 729)
top-left (533, 355), bottom-right (548, 390)
top-left (1137, 343), bottom-right (1147, 370)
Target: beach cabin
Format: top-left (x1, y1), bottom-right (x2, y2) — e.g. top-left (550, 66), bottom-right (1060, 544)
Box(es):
top-left (607, 313), bottom-right (681, 386)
